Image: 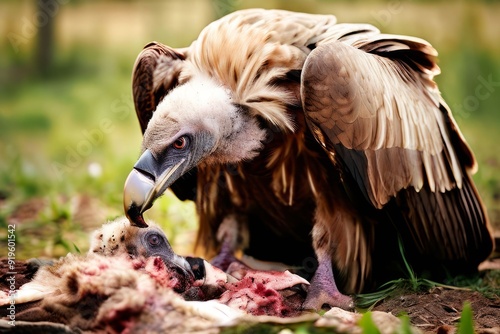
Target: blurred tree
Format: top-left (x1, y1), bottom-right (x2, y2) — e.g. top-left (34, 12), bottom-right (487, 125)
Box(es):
top-left (36, 0), bottom-right (56, 77)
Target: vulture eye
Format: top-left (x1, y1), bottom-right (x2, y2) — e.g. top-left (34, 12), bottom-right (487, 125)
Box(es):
top-left (147, 233), bottom-right (162, 247)
top-left (172, 136), bottom-right (188, 150)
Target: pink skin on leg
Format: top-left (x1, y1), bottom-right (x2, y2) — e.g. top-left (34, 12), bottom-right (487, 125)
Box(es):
top-left (210, 239), bottom-right (239, 271)
top-left (302, 189), bottom-right (359, 311)
top-left (210, 215), bottom-right (248, 271)
top-left (302, 251), bottom-right (353, 311)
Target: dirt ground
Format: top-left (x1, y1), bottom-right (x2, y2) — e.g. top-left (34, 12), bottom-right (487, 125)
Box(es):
top-left (372, 284), bottom-right (500, 333)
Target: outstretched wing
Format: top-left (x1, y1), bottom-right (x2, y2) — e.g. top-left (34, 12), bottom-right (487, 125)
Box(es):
top-left (132, 42), bottom-right (197, 201)
top-left (301, 28), bottom-right (493, 264)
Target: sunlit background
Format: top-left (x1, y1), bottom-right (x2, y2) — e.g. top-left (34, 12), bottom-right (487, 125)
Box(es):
top-left (1, 0), bottom-right (499, 259)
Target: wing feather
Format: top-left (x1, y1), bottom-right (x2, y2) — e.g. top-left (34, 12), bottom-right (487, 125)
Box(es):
top-left (132, 42), bottom-right (185, 133)
top-left (302, 39), bottom-right (466, 207)
top-left (301, 31), bottom-right (493, 263)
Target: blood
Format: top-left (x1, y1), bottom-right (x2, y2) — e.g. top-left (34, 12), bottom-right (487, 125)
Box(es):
top-left (218, 270), bottom-right (303, 317)
top-left (144, 257), bottom-right (193, 293)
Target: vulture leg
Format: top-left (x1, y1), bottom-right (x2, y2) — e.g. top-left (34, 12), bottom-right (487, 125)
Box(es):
top-left (211, 239), bottom-right (238, 271)
top-left (302, 249), bottom-right (353, 311)
top-left (210, 215), bottom-right (248, 271)
top-left (303, 188), bottom-right (366, 311)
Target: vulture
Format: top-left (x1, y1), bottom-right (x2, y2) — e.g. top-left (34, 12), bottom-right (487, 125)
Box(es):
top-left (123, 9), bottom-right (494, 310)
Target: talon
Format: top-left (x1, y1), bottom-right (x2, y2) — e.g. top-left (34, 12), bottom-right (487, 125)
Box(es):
top-left (303, 288), bottom-right (354, 311)
top-left (302, 256), bottom-right (354, 311)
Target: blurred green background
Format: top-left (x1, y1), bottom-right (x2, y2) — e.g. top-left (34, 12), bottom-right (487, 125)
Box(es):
top-left (1, 0), bottom-right (499, 259)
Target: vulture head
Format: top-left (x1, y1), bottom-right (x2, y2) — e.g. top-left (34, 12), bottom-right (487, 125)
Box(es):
top-left (124, 76), bottom-right (266, 227)
top-left (89, 216), bottom-right (194, 290)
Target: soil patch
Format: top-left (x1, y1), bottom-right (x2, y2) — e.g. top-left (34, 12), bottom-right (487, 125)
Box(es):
top-left (373, 287), bottom-right (500, 333)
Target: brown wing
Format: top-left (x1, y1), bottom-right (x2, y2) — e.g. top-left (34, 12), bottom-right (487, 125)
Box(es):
top-left (301, 31), bottom-right (493, 264)
top-left (132, 42), bottom-right (186, 133)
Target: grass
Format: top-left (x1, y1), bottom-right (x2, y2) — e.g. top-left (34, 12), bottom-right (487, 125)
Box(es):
top-left (355, 239), bottom-right (436, 310)
top-left (356, 236), bottom-right (500, 310)
top-left (457, 302), bottom-right (475, 334)
top-left (358, 312), bottom-right (382, 334)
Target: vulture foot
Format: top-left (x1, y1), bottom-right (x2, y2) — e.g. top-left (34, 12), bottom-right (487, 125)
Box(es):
top-left (302, 260), bottom-right (353, 311)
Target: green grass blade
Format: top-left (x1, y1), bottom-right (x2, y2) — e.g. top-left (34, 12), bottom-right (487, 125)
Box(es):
top-left (398, 314), bottom-right (412, 334)
top-left (73, 242), bottom-right (81, 254)
top-left (397, 237), bottom-right (417, 288)
top-left (359, 312), bottom-right (381, 334)
top-left (457, 301), bottom-right (475, 334)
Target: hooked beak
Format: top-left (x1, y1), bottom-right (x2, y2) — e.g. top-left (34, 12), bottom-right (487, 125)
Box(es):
top-left (161, 253), bottom-right (195, 280)
top-left (124, 149), bottom-right (187, 227)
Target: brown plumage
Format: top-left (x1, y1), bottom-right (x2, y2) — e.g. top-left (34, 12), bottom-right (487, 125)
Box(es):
top-left (123, 9), bottom-right (494, 310)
